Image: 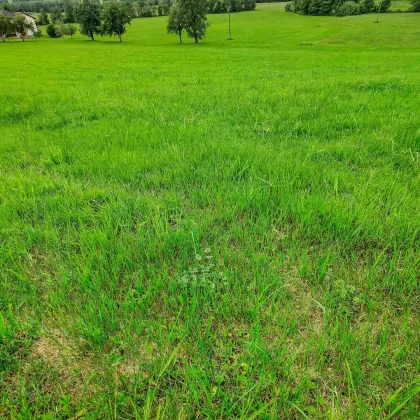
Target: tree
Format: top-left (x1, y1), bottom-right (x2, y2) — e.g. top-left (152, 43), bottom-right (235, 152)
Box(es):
top-left (55, 21), bottom-right (67, 37)
top-left (293, 0), bottom-right (311, 14)
top-left (167, 1), bottom-right (184, 43)
top-left (46, 23), bottom-right (58, 37)
top-left (410, 0), bottom-right (420, 11)
top-left (51, 7), bottom-right (63, 24)
top-left (360, 0), bottom-right (376, 13)
top-left (38, 8), bottom-right (50, 25)
top-left (64, 0), bottom-right (76, 23)
top-left (380, 0), bottom-right (392, 11)
top-left (243, 0), bottom-right (256, 11)
top-left (179, 0), bottom-right (209, 44)
top-left (75, 0), bottom-right (102, 41)
top-left (336, 1), bottom-right (360, 16)
top-left (142, 0), bottom-right (154, 17)
top-left (306, 0), bottom-right (335, 15)
top-left (102, 1), bottom-right (133, 42)
top-left (13, 14), bottom-right (34, 41)
top-left (158, 0), bottom-right (171, 16)
top-left (132, 3), bottom-right (142, 18)
top-left (0, 14), bottom-right (12, 42)
top-left (376, 0), bottom-right (391, 22)
top-left (67, 24), bottom-right (77, 38)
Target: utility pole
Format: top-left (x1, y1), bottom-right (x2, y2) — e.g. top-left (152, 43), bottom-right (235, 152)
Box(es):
top-left (227, 2), bottom-right (233, 40)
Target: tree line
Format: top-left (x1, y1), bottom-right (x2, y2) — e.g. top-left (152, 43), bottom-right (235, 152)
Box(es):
top-left (49, 0), bottom-right (133, 41)
top-left (2, 0), bottom-right (256, 16)
top-left (70, 0), bottom-right (214, 43)
top-left (286, 0), bottom-right (420, 15)
top-left (0, 1), bottom-right (132, 41)
top-left (35, 0), bottom-right (233, 43)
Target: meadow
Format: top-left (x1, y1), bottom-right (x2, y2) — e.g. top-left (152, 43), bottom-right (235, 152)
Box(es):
top-left (1, 3), bottom-right (420, 418)
top-left (388, 0), bottom-right (413, 10)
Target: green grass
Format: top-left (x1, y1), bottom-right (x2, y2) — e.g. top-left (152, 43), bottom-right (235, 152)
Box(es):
top-left (388, 0), bottom-right (413, 11)
top-left (1, 4), bottom-right (420, 418)
top-left (374, 0), bottom-right (413, 11)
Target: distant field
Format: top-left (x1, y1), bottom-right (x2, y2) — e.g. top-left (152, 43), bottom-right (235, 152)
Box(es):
top-left (388, 0), bottom-right (413, 10)
top-left (1, 4), bottom-right (420, 418)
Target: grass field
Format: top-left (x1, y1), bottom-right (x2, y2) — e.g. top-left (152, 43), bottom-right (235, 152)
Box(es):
top-left (388, 0), bottom-right (413, 11)
top-left (1, 4), bottom-right (420, 418)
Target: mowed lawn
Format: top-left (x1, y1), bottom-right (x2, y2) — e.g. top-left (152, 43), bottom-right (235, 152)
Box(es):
top-left (1, 4), bottom-right (420, 418)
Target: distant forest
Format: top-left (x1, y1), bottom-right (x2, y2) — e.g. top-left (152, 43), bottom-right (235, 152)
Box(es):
top-left (0, 0), bottom-right (286, 14)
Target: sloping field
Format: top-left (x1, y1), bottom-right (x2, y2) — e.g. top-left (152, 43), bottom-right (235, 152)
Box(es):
top-left (1, 4), bottom-right (419, 418)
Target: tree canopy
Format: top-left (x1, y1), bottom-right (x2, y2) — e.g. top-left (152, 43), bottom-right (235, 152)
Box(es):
top-left (0, 14), bottom-right (13, 41)
top-left (38, 9), bottom-right (50, 26)
top-left (288, 0), bottom-right (391, 15)
top-left (167, 1), bottom-right (185, 43)
top-left (179, 0), bottom-right (209, 43)
top-left (64, 0), bottom-right (77, 23)
top-left (12, 14), bottom-right (34, 41)
top-left (411, 0), bottom-right (420, 11)
top-left (50, 7), bottom-right (63, 24)
top-left (74, 0), bottom-right (102, 41)
top-left (102, 1), bottom-right (133, 42)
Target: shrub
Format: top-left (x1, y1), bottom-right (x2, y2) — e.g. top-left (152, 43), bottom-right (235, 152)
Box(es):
top-left (378, 0), bottom-right (391, 12)
top-left (360, 0), bottom-right (376, 13)
top-left (46, 23), bottom-right (58, 38)
top-left (205, 0), bottom-right (256, 13)
top-left (294, 0), bottom-right (311, 14)
top-left (33, 30), bottom-right (42, 37)
top-left (243, 0), bottom-right (257, 11)
top-left (336, 0), bottom-right (360, 16)
top-left (157, 0), bottom-right (170, 15)
top-left (285, 2), bottom-right (294, 11)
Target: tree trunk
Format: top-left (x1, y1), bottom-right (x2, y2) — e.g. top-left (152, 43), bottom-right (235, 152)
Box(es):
top-left (91, 32), bottom-right (94, 41)
top-left (194, 34), bottom-right (198, 44)
top-left (179, 32), bottom-right (182, 44)
top-left (376, 2), bottom-right (382, 23)
top-left (119, 34), bottom-right (122, 42)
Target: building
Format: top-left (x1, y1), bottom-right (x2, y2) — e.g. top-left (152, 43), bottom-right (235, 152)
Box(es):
top-left (0, 9), bottom-right (38, 37)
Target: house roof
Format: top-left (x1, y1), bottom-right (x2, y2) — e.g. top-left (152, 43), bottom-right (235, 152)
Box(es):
top-left (20, 13), bottom-right (36, 20)
top-left (0, 9), bottom-right (15, 18)
top-left (0, 10), bottom-right (37, 20)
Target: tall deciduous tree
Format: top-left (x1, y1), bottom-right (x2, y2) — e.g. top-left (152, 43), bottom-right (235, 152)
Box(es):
top-left (360, 0), bottom-right (376, 13)
top-left (55, 21), bottom-right (66, 37)
top-left (51, 7), bottom-right (63, 24)
top-left (67, 24), bottom-right (77, 38)
top-left (380, 0), bottom-right (392, 12)
top-left (0, 14), bottom-right (12, 41)
top-left (102, 1), bottom-right (133, 42)
top-left (38, 8), bottom-right (50, 25)
top-left (13, 15), bottom-right (34, 41)
top-left (179, 0), bottom-right (209, 44)
top-left (167, 1), bottom-right (184, 43)
top-left (75, 0), bottom-right (102, 41)
top-left (64, 1), bottom-right (77, 23)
